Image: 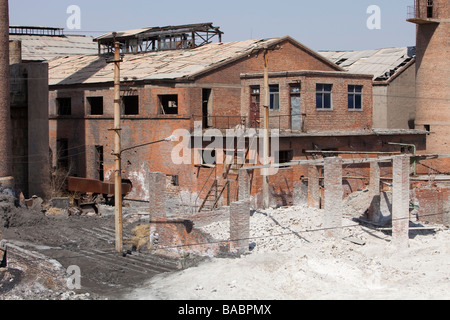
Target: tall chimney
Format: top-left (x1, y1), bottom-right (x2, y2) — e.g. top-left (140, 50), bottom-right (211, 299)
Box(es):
top-left (0, 0), bottom-right (13, 183)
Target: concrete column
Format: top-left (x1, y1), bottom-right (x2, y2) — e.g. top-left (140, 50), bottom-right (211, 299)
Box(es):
top-left (368, 161), bottom-right (381, 222)
top-left (238, 169), bottom-right (250, 201)
top-left (230, 200), bottom-right (250, 254)
top-left (392, 155), bottom-right (410, 249)
top-left (149, 172), bottom-right (167, 219)
top-left (324, 157), bottom-right (343, 239)
top-left (0, 0), bottom-right (12, 178)
top-left (307, 165), bottom-right (320, 208)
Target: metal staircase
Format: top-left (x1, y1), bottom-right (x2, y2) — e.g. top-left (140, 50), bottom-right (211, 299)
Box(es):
top-left (198, 137), bottom-right (250, 212)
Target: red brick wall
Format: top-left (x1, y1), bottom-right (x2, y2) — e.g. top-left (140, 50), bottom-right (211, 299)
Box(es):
top-left (241, 72), bottom-right (373, 132)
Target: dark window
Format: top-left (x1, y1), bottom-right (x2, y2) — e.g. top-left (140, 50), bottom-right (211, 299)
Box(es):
top-left (169, 175), bottom-right (179, 186)
top-left (200, 149), bottom-right (216, 166)
top-left (316, 84), bottom-right (332, 109)
top-left (88, 97), bottom-right (103, 115)
top-left (122, 95), bottom-right (139, 115)
top-left (57, 98), bottom-right (71, 116)
top-left (424, 125), bottom-right (431, 132)
top-left (348, 85), bottom-right (363, 110)
top-left (278, 150), bottom-right (293, 164)
top-left (269, 84), bottom-right (279, 110)
top-left (159, 95), bottom-right (178, 115)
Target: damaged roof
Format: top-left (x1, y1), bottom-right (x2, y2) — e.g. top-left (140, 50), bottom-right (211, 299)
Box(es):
top-left (49, 36), bottom-right (336, 86)
top-left (10, 34), bottom-right (98, 62)
top-left (318, 47), bottom-right (416, 81)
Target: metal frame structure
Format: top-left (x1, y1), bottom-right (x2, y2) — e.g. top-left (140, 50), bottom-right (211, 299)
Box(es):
top-left (94, 22), bottom-right (223, 54)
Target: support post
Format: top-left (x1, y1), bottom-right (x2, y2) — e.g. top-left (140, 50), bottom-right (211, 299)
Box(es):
top-left (113, 40), bottom-right (123, 253)
top-left (230, 200), bottom-right (250, 254)
top-left (324, 157), bottom-right (343, 239)
top-left (392, 155), bottom-right (410, 249)
top-left (262, 49), bottom-right (270, 209)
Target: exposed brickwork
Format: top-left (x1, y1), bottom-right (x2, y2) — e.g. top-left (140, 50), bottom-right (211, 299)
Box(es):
top-left (149, 172), bottom-right (167, 219)
top-left (413, 186), bottom-right (450, 226)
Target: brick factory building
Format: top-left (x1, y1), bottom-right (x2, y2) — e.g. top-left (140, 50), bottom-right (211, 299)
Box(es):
top-left (46, 23), bottom-right (428, 211)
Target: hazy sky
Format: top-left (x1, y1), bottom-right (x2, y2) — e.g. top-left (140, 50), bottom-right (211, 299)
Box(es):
top-left (9, 0), bottom-right (417, 51)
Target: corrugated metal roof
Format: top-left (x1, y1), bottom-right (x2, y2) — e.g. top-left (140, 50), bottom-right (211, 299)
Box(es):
top-left (318, 47), bottom-right (415, 81)
top-left (10, 34), bottom-right (98, 61)
top-left (48, 38), bottom-right (280, 86)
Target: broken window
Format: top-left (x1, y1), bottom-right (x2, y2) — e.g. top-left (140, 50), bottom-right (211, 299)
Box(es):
top-left (159, 95), bottom-right (178, 115)
top-left (95, 146), bottom-right (104, 181)
top-left (122, 95), bottom-right (139, 115)
top-left (199, 149), bottom-right (216, 166)
top-left (269, 84), bottom-right (279, 110)
top-left (57, 98), bottom-right (71, 116)
top-left (316, 84), bottom-right (332, 110)
top-left (348, 85), bottom-right (363, 110)
top-left (278, 150), bottom-right (293, 164)
top-left (88, 97), bottom-right (103, 115)
top-left (427, 0), bottom-right (434, 18)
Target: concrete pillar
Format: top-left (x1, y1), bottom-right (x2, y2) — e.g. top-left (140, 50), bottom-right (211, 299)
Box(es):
top-left (230, 200), bottom-right (250, 254)
top-left (307, 165), bottom-right (320, 208)
top-left (238, 169), bottom-right (250, 201)
top-left (293, 178), bottom-right (308, 206)
top-left (149, 172), bottom-right (167, 219)
top-left (0, 0), bottom-right (12, 178)
top-left (368, 161), bottom-right (381, 222)
top-left (392, 155), bottom-right (410, 249)
top-left (324, 157), bottom-right (343, 239)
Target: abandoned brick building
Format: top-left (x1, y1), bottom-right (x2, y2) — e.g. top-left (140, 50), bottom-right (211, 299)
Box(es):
top-left (45, 22), bottom-right (429, 210)
top-left (407, 0), bottom-right (450, 173)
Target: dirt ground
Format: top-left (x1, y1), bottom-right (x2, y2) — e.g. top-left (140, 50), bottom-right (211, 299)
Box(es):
top-left (1, 190), bottom-right (449, 300)
top-left (124, 202), bottom-right (450, 300)
top-left (0, 193), bottom-right (181, 300)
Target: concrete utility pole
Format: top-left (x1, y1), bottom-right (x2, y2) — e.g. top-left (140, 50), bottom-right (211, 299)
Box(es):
top-left (112, 40), bottom-right (123, 253)
top-left (0, 0), bottom-right (13, 183)
top-left (262, 48), bottom-right (270, 209)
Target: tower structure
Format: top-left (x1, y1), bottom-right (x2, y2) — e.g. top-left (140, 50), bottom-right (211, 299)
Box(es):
top-left (408, 0), bottom-right (450, 172)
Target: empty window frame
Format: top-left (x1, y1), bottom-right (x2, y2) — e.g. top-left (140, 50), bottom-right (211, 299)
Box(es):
top-left (122, 95), bottom-right (139, 115)
top-left (269, 84), bottom-right (280, 110)
top-left (316, 84), bottom-right (332, 110)
top-left (348, 85), bottom-right (363, 110)
top-left (57, 98), bottom-right (71, 116)
top-left (159, 95), bottom-right (178, 115)
top-left (427, 0), bottom-right (434, 18)
top-left (87, 97), bottom-right (103, 115)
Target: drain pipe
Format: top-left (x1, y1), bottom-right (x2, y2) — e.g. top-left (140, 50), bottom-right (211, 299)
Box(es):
top-left (387, 142), bottom-right (416, 176)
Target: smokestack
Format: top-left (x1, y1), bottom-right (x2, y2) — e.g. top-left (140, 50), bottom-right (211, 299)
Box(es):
top-left (0, 0), bottom-right (13, 184)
